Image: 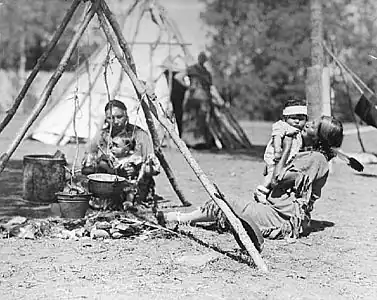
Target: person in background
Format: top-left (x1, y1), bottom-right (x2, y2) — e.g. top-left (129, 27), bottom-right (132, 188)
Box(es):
top-left (255, 99), bottom-right (308, 204)
top-left (174, 51), bottom-right (215, 148)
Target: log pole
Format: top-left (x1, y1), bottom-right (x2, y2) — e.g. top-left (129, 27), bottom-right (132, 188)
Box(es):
top-left (96, 1), bottom-right (267, 271)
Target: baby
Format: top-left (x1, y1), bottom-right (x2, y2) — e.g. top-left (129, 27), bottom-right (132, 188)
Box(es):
top-left (255, 99), bottom-right (308, 203)
top-left (110, 135), bottom-right (143, 179)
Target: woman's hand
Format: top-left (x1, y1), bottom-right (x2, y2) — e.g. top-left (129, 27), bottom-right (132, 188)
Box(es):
top-left (272, 167), bottom-right (298, 191)
top-left (119, 162), bottom-right (136, 177)
top-left (285, 127), bottom-right (300, 137)
top-left (270, 167), bottom-right (280, 188)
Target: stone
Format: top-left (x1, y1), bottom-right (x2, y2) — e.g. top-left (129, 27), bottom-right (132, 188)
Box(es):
top-left (17, 225), bottom-right (36, 240)
top-left (75, 227), bottom-right (86, 238)
top-left (115, 223), bottom-right (131, 231)
top-left (111, 231), bottom-right (123, 239)
top-left (60, 229), bottom-right (78, 240)
top-left (90, 228), bottom-right (110, 239)
top-left (95, 221), bottom-right (112, 230)
top-left (6, 216), bottom-right (27, 226)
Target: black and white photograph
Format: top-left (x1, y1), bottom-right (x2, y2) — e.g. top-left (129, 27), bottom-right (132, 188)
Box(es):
top-left (0, 0), bottom-right (376, 299)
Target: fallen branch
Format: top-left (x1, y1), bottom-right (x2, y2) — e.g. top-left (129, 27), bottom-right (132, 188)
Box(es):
top-left (0, 0), bottom-right (82, 135)
top-left (95, 1), bottom-right (267, 272)
top-left (0, 1), bottom-right (98, 173)
top-left (120, 217), bottom-right (179, 237)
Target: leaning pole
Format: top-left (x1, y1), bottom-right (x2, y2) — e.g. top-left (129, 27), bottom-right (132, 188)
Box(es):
top-left (95, 0), bottom-right (268, 272)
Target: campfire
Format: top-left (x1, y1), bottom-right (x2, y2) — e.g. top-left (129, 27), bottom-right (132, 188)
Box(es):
top-left (0, 211), bottom-right (173, 241)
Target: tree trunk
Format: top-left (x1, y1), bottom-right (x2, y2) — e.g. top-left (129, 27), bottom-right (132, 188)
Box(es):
top-left (306, 0), bottom-right (324, 120)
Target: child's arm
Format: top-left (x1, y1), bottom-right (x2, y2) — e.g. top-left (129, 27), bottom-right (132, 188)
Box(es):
top-left (271, 122), bottom-right (299, 165)
top-left (272, 135), bottom-right (283, 162)
top-left (271, 121), bottom-right (287, 162)
top-left (271, 136), bottom-right (293, 188)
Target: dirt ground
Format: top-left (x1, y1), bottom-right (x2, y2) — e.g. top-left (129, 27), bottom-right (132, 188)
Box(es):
top-left (1, 115), bottom-right (377, 300)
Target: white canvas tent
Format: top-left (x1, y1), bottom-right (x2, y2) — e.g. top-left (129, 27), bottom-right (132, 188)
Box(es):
top-left (30, 0), bottom-right (196, 145)
top-left (30, 0), bottom-right (252, 149)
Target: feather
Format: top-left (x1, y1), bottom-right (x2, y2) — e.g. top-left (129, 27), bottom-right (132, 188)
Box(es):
top-left (333, 148), bottom-right (364, 172)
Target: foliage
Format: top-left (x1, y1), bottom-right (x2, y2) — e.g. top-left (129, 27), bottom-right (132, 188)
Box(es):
top-left (0, 0), bottom-right (98, 71)
top-left (201, 0), bottom-right (377, 121)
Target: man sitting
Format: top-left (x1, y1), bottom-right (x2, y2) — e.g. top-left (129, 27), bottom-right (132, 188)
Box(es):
top-left (81, 99), bottom-right (160, 208)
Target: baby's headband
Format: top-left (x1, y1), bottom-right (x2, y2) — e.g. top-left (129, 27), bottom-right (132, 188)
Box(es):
top-left (282, 105), bottom-right (307, 116)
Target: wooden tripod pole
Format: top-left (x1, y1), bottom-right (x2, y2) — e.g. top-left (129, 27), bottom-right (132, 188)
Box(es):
top-left (322, 43), bottom-right (364, 94)
top-left (323, 43), bottom-right (368, 152)
top-left (96, 2), bottom-right (267, 271)
top-left (323, 42), bottom-right (374, 95)
top-left (99, 0), bottom-right (191, 207)
top-left (0, 1), bottom-right (98, 173)
top-left (153, 2), bottom-right (194, 63)
top-left (0, 0), bottom-right (82, 135)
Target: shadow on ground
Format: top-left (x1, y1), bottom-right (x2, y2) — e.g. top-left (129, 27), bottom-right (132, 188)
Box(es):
top-left (302, 219), bottom-right (335, 237)
top-left (177, 228), bottom-right (255, 266)
top-left (0, 160), bottom-right (54, 220)
top-left (355, 172), bottom-right (377, 178)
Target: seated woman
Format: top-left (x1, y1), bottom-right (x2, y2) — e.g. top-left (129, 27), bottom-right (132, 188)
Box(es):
top-left (82, 99), bottom-right (160, 206)
top-left (157, 116), bottom-right (344, 251)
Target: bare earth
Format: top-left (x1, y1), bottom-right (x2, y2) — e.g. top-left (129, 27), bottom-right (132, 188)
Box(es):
top-left (1, 115), bottom-right (377, 300)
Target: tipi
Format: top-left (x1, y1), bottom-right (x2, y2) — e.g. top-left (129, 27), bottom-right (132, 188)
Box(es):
top-left (29, 0), bottom-right (252, 149)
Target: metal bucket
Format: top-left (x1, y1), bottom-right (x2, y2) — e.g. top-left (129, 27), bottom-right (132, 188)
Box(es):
top-left (56, 192), bottom-right (92, 219)
top-left (87, 173), bottom-right (129, 197)
top-left (23, 154), bottom-right (66, 204)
